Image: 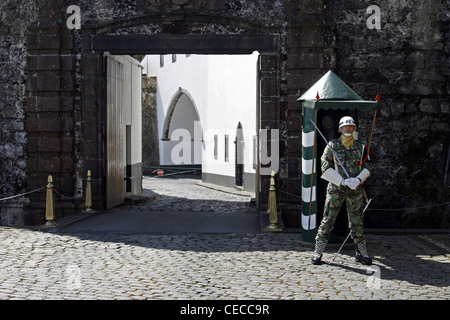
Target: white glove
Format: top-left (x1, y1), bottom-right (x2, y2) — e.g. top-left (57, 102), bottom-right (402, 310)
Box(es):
top-left (357, 168), bottom-right (370, 183)
top-left (345, 177), bottom-right (360, 190)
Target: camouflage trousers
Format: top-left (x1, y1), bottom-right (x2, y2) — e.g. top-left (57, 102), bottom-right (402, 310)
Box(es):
top-left (316, 186), bottom-right (366, 244)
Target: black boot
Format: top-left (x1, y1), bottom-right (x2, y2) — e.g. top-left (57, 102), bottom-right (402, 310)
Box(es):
top-left (311, 240), bottom-right (326, 265)
top-left (355, 242), bottom-right (372, 265)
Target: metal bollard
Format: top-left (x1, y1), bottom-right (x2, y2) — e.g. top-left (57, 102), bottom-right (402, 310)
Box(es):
top-left (264, 171), bottom-right (281, 232)
top-left (85, 170), bottom-right (92, 212)
top-left (45, 175), bottom-right (57, 227)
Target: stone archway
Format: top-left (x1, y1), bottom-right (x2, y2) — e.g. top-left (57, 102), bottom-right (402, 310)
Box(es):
top-left (161, 88), bottom-right (202, 166)
top-left (82, 21), bottom-right (281, 209)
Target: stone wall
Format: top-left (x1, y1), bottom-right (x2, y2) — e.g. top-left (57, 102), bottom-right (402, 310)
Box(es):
top-left (0, 0), bottom-right (448, 227)
top-left (0, 1), bottom-right (38, 225)
top-left (331, 0), bottom-right (450, 227)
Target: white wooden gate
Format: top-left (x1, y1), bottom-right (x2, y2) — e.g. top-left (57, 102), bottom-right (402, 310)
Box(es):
top-left (105, 56), bottom-right (125, 209)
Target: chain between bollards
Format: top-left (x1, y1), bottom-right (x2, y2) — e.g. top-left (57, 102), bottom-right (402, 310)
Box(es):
top-left (44, 171), bottom-right (94, 227)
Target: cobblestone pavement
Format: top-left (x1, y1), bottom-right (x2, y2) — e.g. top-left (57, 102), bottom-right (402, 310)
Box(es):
top-left (0, 177), bottom-right (449, 301)
top-left (138, 176), bottom-right (258, 212)
top-left (0, 228), bottom-right (449, 300)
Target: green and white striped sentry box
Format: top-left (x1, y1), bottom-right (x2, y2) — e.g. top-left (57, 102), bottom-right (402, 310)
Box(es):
top-left (298, 71), bottom-right (380, 243)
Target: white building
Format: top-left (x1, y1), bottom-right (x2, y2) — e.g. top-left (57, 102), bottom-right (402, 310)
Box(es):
top-left (141, 53), bottom-right (259, 192)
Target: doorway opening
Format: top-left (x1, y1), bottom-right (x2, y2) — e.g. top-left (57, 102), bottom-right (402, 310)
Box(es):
top-left (95, 33), bottom-right (280, 212)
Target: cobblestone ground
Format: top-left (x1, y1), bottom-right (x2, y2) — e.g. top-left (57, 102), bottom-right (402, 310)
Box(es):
top-left (0, 177), bottom-right (448, 301)
top-left (0, 229), bottom-right (449, 300)
top-left (138, 176), bottom-right (258, 212)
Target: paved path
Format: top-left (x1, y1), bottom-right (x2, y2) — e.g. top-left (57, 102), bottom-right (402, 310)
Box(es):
top-left (0, 177), bottom-right (448, 302)
top-left (138, 176), bottom-right (258, 213)
top-left (62, 176), bottom-right (261, 234)
top-left (0, 228), bottom-right (449, 300)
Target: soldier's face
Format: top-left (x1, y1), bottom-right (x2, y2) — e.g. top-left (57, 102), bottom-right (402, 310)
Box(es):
top-left (341, 125), bottom-right (355, 134)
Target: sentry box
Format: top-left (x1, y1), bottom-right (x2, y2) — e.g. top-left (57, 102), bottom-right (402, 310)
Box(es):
top-left (297, 70), bottom-right (380, 243)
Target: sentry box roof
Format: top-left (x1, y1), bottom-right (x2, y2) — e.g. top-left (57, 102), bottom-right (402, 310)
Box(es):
top-left (297, 70), bottom-right (380, 111)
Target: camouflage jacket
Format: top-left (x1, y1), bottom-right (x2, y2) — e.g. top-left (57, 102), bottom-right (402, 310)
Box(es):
top-left (321, 137), bottom-right (372, 191)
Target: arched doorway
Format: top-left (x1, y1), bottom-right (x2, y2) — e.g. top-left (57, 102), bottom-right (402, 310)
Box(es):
top-left (161, 89), bottom-right (202, 166)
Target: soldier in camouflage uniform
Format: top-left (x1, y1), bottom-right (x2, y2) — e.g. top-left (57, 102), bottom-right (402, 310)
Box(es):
top-left (311, 116), bottom-right (372, 265)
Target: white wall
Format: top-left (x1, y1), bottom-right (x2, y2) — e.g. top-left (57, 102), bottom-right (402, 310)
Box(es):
top-left (203, 54), bottom-right (258, 179)
top-left (141, 53), bottom-right (258, 180)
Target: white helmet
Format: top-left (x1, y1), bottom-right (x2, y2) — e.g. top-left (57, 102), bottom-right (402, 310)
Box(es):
top-left (338, 116), bottom-right (356, 130)
top-left (339, 116), bottom-right (358, 139)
